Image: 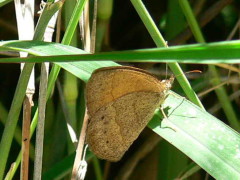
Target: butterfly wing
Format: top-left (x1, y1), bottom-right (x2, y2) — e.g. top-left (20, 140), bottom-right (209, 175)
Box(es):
top-left (86, 66), bottom-right (165, 117)
top-left (86, 91), bottom-right (163, 161)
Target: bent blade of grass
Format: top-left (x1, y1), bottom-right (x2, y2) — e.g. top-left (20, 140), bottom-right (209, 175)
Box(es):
top-left (2, 40), bottom-right (240, 63)
top-left (0, 44), bottom-right (117, 179)
top-left (178, 0), bottom-right (240, 131)
top-left (148, 91), bottom-right (240, 179)
top-left (1, 40), bottom-right (240, 179)
top-left (0, 63), bottom-right (35, 180)
top-left (43, 91), bottom-right (240, 180)
top-left (130, 0), bottom-right (203, 109)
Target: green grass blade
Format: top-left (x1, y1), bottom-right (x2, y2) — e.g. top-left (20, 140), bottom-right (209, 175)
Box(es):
top-left (148, 91), bottom-right (240, 179)
top-left (0, 63), bottom-right (34, 180)
top-left (178, 0), bottom-right (205, 43)
top-left (1, 49), bottom-right (117, 180)
top-left (0, 1), bottom-right (65, 178)
top-left (33, 1), bottom-right (64, 41)
top-left (130, 0), bottom-right (201, 176)
top-left (1, 39), bottom-right (239, 179)
top-left (42, 90), bottom-right (240, 179)
top-left (61, 0), bottom-right (88, 45)
top-left (130, 0), bottom-right (203, 108)
top-left (209, 65), bottom-right (240, 130)
top-left (130, 0), bottom-right (166, 47)
top-left (178, 0), bottom-right (240, 130)
top-left (2, 40), bottom-right (240, 63)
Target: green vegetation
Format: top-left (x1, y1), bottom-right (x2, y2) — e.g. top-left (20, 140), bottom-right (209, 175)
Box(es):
top-left (0, 0), bottom-right (239, 179)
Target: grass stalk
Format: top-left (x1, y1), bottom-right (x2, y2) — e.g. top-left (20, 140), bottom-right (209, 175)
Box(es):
top-left (33, 63), bottom-right (49, 180)
top-left (130, 0), bottom-right (204, 108)
top-left (0, 63), bottom-right (34, 180)
top-left (2, 0), bottom-right (90, 178)
top-left (178, 0), bottom-right (240, 130)
top-left (0, 1), bottom-right (65, 178)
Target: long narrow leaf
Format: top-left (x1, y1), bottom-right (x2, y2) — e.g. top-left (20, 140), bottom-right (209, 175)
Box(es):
top-left (148, 92), bottom-right (240, 179)
top-left (1, 40), bottom-right (240, 63)
top-left (1, 39), bottom-right (239, 179)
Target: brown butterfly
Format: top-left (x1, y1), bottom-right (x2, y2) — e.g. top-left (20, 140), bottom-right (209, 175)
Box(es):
top-left (86, 66), bottom-right (173, 161)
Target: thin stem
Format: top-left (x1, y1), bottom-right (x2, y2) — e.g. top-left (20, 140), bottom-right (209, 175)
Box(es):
top-left (21, 94), bottom-right (33, 180)
top-left (179, 0), bottom-right (205, 43)
top-left (33, 63), bottom-right (49, 180)
top-left (61, 0), bottom-right (88, 45)
top-left (178, 0), bottom-right (240, 130)
top-left (71, 111), bottom-right (89, 179)
top-left (0, 63), bottom-right (34, 180)
top-left (72, 2), bottom-right (93, 179)
top-left (130, 0), bottom-right (204, 108)
top-left (0, 1), bottom-right (64, 178)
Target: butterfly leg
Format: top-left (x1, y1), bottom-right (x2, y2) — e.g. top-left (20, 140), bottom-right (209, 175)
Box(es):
top-left (160, 106), bottom-right (176, 132)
